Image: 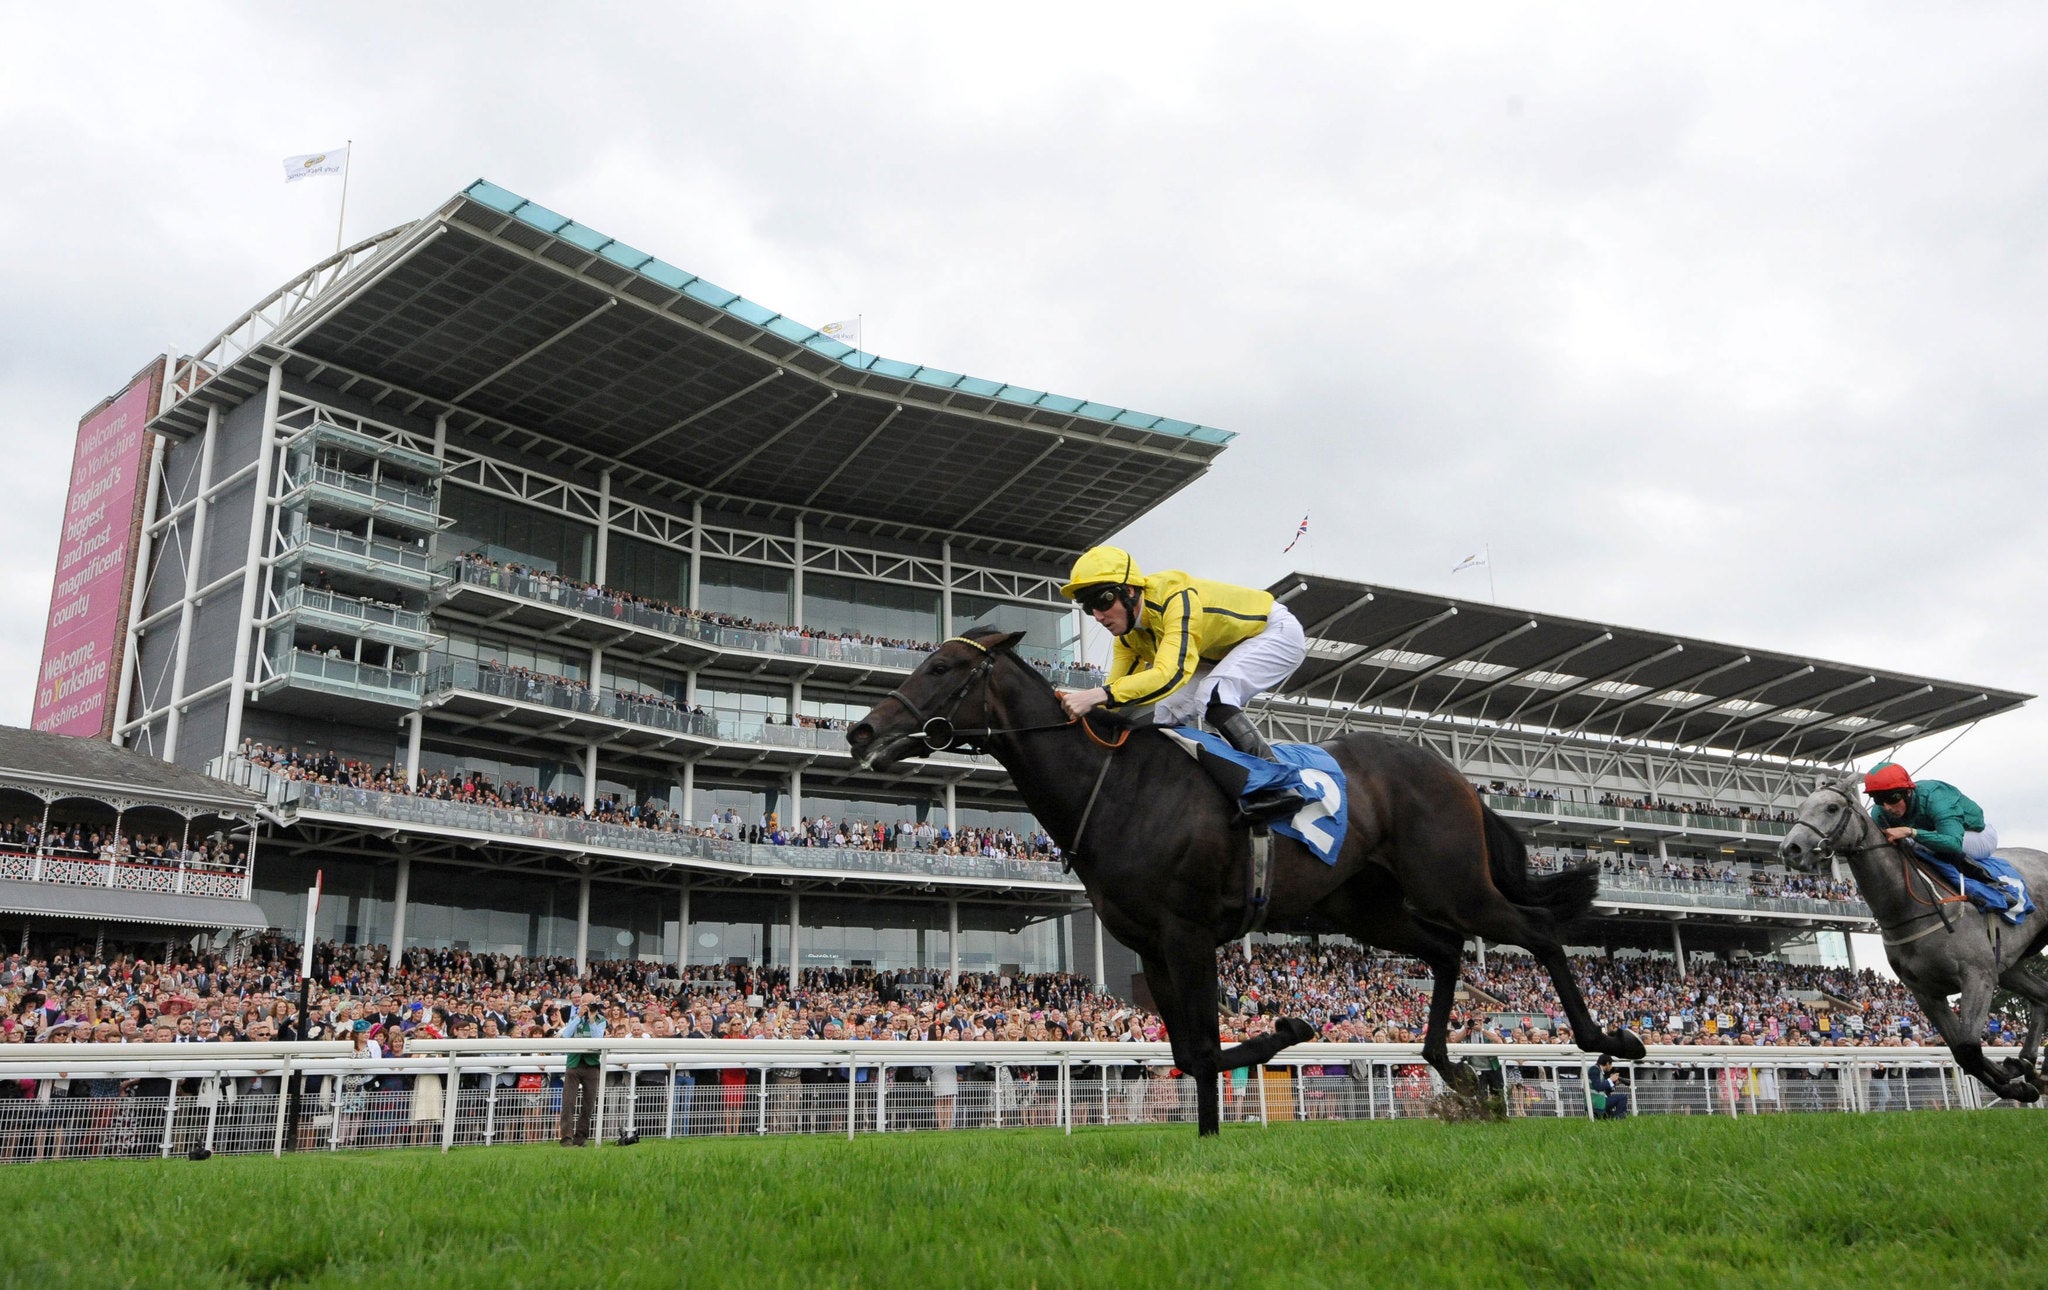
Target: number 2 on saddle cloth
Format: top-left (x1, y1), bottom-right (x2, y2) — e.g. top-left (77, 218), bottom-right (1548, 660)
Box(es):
top-left (1160, 727), bottom-right (1348, 863)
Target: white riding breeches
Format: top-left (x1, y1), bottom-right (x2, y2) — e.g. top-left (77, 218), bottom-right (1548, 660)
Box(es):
top-left (1963, 826), bottom-right (1999, 862)
top-left (1146, 603), bottom-right (1306, 726)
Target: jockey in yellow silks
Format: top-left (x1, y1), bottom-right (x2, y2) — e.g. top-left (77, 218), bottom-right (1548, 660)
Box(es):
top-left (1056, 546), bottom-right (1307, 819)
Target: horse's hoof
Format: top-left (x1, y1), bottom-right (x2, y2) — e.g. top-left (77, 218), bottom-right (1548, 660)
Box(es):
top-left (1611, 1030), bottom-right (1647, 1062)
top-left (1275, 1017), bottom-right (1316, 1046)
top-left (2009, 1082), bottom-right (2042, 1104)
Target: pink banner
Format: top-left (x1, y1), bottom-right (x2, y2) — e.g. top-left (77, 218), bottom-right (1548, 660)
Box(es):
top-left (31, 364), bottom-right (161, 738)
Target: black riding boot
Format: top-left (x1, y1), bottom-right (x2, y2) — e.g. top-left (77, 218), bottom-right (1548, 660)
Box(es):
top-left (1207, 702), bottom-right (1304, 824)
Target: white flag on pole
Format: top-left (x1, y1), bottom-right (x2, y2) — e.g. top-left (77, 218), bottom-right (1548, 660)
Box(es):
top-left (819, 318), bottom-right (862, 347)
top-left (283, 147), bottom-right (349, 182)
top-left (1452, 553), bottom-right (1488, 574)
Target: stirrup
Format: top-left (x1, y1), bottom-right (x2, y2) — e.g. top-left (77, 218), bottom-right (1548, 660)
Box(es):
top-left (1233, 787), bottom-right (1304, 828)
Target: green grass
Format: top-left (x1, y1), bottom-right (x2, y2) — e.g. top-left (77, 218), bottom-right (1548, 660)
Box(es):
top-left (0, 1113), bottom-right (2042, 1288)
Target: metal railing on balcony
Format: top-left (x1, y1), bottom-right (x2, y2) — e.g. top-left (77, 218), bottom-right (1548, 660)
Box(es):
top-left (284, 463), bottom-right (441, 526)
top-left (268, 649), bottom-right (425, 703)
top-left (423, 656), bottom-right (946, 758)
top-left (283, 525), bottom-right (441, 585)
top-left (442, 557), bottom-right (1103, 687)
top-left (1482, 793), bottom-right (1794, 839)
top-left (290, 781), bottom-right (1074, 886)
top-left (277, 584), bottom-right (436, 641)
top-left (1593, 871), bottom-right (1871, 919)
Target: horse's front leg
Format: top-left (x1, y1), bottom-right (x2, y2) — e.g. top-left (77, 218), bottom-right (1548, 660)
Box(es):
top-left (1147, 941), bottom-right (1224, 1136)
top-left (1417, 946), bottom-right (1474, 1096)
top-left (1923, 974), bottom-right (2039, 1104)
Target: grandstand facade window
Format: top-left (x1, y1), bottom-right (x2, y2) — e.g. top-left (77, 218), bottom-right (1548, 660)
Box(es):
top-left (698, 557), bottom-right (792, 623)
top-left (696, 679), bottom-right (790, 723)
top-left (442, 484), bottom-right (595, 579)
top-left (802, 573), bottom-right (941, 645)
top-left (605, 531), bottom-right (689, 606)
top-left (955, 592), bottom-right (1075, 663)
top-left (437, 631), bottom-right (587, 682)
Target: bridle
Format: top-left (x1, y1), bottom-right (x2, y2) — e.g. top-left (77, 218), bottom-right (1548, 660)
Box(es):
top-left (881, 636), bottom-right (1129, 755)
top-left (1798, 784), bottom-right (1890, 862)
top-left (1800, 783), bottom-right (1965, 943)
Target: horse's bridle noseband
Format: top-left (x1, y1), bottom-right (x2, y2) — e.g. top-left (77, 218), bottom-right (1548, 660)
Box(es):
top-left (1798, 784), bottom-right (1888, 861)
top-left (881, 637), bottom-right (1002, 753)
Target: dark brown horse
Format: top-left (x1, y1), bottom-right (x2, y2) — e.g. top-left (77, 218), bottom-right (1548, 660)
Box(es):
top-left (848, 628), bottom-right (1645, 1136)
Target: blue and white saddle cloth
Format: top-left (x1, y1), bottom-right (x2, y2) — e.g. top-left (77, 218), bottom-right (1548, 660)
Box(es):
top-left (1162, 728), bottom-right (1348, 865)
top-left (1910, 844), bottom-right (2033, 927)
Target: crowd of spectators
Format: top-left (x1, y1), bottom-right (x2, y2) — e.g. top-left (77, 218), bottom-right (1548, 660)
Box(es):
top-left (236, 743), bottom-right (1062, 864)
top-left (0, 818), bottom-right (245, 872)
top-left (0, 932), bottom-right (1990, 1157)
top-left (1475, 782), bottom-right (1796, 824)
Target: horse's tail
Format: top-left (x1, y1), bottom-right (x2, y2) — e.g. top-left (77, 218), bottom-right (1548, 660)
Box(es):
top-left (1482, 804), bottom-right (1599, 922)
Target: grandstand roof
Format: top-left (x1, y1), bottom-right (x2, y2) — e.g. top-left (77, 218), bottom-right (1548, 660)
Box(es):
top-left (1270, 574), bottom-right (2031, 764)
top-left (153, 180), bottom-right (1232, 560)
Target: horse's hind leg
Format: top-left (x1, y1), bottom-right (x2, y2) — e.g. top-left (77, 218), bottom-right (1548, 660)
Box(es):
top-left (1415, 934), bottom-right (1474, 1095)
top-left (1994, 962), bottom-right (2048, 1091)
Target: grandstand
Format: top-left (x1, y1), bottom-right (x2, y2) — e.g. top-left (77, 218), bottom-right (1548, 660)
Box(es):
top-left (27, 179), bottom-right (2031, 994)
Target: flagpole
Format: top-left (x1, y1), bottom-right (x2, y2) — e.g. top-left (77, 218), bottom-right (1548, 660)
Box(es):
top-left (1486, 543), bottom-right (1496, 604)
top-left (334, 139), bottom-right (352, 255)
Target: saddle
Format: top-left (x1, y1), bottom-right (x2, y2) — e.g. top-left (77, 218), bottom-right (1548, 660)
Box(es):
top-left (1905, 844), bottom-right (2032, 928)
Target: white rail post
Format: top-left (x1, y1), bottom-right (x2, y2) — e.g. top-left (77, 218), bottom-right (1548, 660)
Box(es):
top-left (440, 1051), bottom-right (460, 1151)
top-left (847, 1055), bottom-right (857, 1140)
top-left (160, 1086), bottom-right (178, 1157)
top-left (592, 1051), bottom-right (607, 1142)
top-left (272, 1055), bottom-right (293, 1156)
top-left (1258, 1063), bottom-right (1270, 1126)
top-left (484, 1075), bottom-right (498, 1146)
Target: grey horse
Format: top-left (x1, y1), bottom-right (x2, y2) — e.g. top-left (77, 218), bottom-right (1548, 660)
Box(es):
top-left (1780, 777), bottom-right (2048, 1103)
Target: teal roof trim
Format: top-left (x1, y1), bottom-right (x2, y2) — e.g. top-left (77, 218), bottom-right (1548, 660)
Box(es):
top-left (460, 179), bottom-right (1236, 446)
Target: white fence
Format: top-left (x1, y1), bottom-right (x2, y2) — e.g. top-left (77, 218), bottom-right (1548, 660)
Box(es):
top-left (0, 1040), bottom-right (2027, 1164)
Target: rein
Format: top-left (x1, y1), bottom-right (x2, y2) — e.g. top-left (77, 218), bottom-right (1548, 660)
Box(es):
top-left (1801, 784), bottom-right (1960, 943)
top-left (885, 635), bottom-right (1130, 868)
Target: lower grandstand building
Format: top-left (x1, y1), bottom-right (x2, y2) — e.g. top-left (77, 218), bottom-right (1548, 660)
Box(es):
top-left (21, 180), bottom-right (2031, 989)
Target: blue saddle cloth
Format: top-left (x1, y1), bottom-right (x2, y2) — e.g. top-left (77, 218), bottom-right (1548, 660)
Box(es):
top-left (1161, 728), bottom-right (1348, 865)
top-left (1910, 844), bottom-right (2033, 928)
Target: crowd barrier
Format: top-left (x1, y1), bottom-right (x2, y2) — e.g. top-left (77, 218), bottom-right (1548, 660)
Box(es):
top-left (0, 1039), bottom-right (2027, 1164)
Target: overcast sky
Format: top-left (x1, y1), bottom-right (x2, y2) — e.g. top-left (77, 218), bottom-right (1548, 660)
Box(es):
top-left (2, 5), bottom-right (2043, 833)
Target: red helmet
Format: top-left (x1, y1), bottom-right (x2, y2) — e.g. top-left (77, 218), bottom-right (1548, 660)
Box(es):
top-left (1863, 763), bottom-right (1914, 795)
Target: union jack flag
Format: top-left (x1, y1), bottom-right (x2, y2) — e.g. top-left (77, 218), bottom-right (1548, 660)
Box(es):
top-left (1282, 514), bottom-right (1309, 554)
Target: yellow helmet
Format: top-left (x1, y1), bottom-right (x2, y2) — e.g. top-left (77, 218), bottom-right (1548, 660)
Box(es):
top-left (1060, 546), bottom-right (1146, 599)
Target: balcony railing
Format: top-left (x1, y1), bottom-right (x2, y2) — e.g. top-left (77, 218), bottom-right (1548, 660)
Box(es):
top-left (290, 782), bottom-right (1076, 886)
top-left (423, 656), bottom-right (958, 758)
top-left (0, 847), bottom-right (249, 899)
top-left (268, 649), bottom-right (425, 703)
top-left (284, 463), bottom-right (441, 528)
top-left (283, 525), bottom-right (443, 587)
top-left (278, 584), bottom-right (436, 642)
top-left (1482, 793), bottom-right (1794, 839)
top-left (443, 557), bottom-right (1103, 688)
top-left (1594, 870), bottom-right (1870, 919)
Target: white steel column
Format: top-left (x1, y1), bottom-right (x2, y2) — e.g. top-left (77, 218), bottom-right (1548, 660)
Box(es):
top-left (789, 768), bottom-right (803, 826)
top-left (575, 871), bottom-right (591, 974)
top-left (676, 881), bottom-right (690, 971)
top-left (112, 434), bottom-right (168, 745)
top-left (789, 891), bottom-right (801, 976)
top-left (687, 502), bottom-right (702, 610)
top-left (944, 782), bottom-right (957, 832)
top-left (387, 855), bottom-right (411, 974)
top-left (1475, 936), bottom-right (1487, 971)
top-left (1672, 920), bottom-right (1687, 979)
top-left (221, 362), bottom-right (284, 760)
top-left (582, 743), bottom-right (599, 811)
top-left (1093, 909), bottom-right (1107, 990)
top-left (680, 759), bottom-right (696, 824)
top-left (405, 712), bottom-right (423, 789)
top-left (940, 540), bottom-right (954, 637)
top-left (948, 898), bottom-right (960, 988)
top-left (593, 468), bottom-right (611, 584)
top-left (162, 405), bottom-right (218, 757)
top-left (791, 517), bottom-right (804, 624)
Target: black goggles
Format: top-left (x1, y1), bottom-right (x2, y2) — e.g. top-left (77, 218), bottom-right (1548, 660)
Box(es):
top-left (1074, 585), bottom-right (1122, 614)
top-left (1871, 789), bottom-right (1912, 806)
